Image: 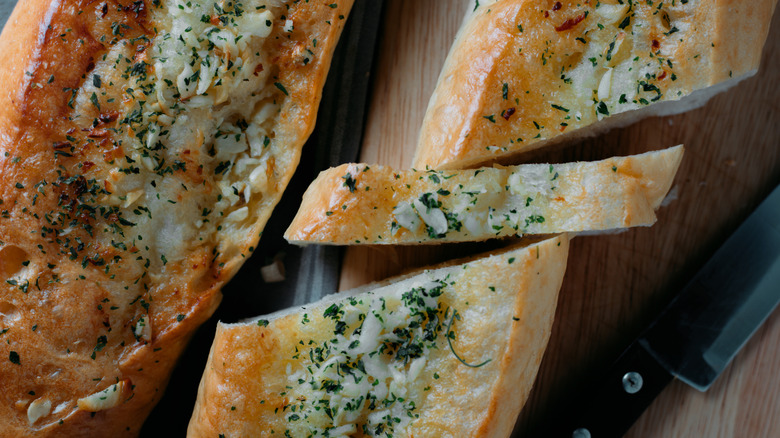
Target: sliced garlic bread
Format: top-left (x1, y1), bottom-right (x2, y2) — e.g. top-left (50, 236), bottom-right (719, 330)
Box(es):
top-left (188, 234), bottom-right (570, 437)
top-left (415, 0), bottom-right (776, 169)
top-left (0, 0), bottom-right (352, 434)
top-left (285, 146), bottom-right (682, 245)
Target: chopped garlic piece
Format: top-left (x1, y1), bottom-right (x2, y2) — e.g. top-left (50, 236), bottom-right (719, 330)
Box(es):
top-left (596, 3), bottom-right (630, 25)
top-left (134, 316), bottom-right (152, 342)
top-left (606, 32), bottom-right (626, 67)
top-left (248, 162), bottom-right (269, 193)
top-left (196, 54), bottom-right (218, 95)
top-left (225, 206), bottom-right (249, 223)
top-left (240, 10), bottom-right (275, 39)
top-left (507, 165), bottom-right (555, 197)
top-left (598, 68), bottom-right (614, 101)
top-left (77, 381), bottom-right (128, 412)
top-left (145, 123), bottom-right (161, 149)
top-left (392, 202), bottom-right (421, 233)
top-left (176, 62), bottom-right (197, 99)
top-left (27, 398), bottom-right (52, 425)
top-left (123, 189), bottom-right (144, 208)
top-left (412, 198), bottom-right (448, 236)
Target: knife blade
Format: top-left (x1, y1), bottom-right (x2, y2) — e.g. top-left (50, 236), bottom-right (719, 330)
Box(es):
top-left (543, 183), bottom-right (780, 438)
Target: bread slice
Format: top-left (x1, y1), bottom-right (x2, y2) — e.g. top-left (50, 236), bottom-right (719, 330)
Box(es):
top-left (414, 0), bottom-right (776, 169)
top-left (285, 146), bottom-right (682, 245)
top-left (0, 0), bottom-right (352, 435)
top-left (188, 234), bottom-right (570, 437)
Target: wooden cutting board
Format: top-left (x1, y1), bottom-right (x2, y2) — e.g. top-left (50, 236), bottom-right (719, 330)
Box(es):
top-left (340, 1), bottom-right (780, 436)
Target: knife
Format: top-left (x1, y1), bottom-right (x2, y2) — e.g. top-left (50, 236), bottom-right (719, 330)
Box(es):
top-left (542, 183), bottom-right (780, 438)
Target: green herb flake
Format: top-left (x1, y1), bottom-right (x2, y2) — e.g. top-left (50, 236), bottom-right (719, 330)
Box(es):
top-left (342, 172), bottom-right (357, 193)
top-left (446, 309), bottom-right (492, 368)
top-left (274, 82), bottom-right (289, 96)
top-left (596, 101), bottom-right (610, 115)
top-left (90, 92), bottom-right (101, 111)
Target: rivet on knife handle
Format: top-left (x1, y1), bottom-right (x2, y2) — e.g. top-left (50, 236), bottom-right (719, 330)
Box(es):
top-left (549, 342), bottom-right (674, 437)
top-left (533, 183), bottom-right (780, 438)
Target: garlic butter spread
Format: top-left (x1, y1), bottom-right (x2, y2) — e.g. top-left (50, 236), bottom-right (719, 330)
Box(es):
top-left (278, 278), bottom-right (486, 437)
top-left (0, 0), bottom-right (349, 431)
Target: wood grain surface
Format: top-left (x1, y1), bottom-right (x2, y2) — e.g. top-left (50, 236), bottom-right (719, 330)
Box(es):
top-left (340, 1), bottom-right (780, 437)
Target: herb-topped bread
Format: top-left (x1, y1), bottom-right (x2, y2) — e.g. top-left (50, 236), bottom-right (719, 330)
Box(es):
top-left (188, 234), bottom-right (570, 437)
top-left (414, 0), bottom-right (776, 169)
top-left (284, 146), bottom-right (682, 245)
top-left (0, 0), bottom-right (351, 435)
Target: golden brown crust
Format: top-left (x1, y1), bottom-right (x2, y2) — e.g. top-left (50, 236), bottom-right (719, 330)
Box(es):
top-left (415, 0), bottom-right (777, 169)
top-left (285, 146), bottom-right (683, 245)
top-left (0, 1), bottom-right (352, 436)
top-left (188, 235), bottom-right (570, 437)
top-left (216, 0), bottom-right (355, 279)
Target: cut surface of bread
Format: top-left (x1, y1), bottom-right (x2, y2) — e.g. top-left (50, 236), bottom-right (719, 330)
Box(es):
top-left (188, 234), bottom-right (570, 437)
top-left (0, 0), bottom-right (351, 435)
top-left (285, 146), bottom-right (682, 245)
top-left (414, 0), bottom-right (777, 169)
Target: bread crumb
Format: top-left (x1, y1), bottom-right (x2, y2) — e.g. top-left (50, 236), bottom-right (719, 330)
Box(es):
top-left (261, 257), bottom-right (286, 283)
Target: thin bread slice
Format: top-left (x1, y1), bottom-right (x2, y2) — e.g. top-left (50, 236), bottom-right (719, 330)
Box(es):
top-left (285, 146), bottom-right (682, 245)
top-left (188, 234), bottom-right (570, 437)
top-left (414, 0), bottom-right (776, 169)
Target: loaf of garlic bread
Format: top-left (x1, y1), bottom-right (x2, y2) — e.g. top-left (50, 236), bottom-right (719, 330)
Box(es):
top-left (0, 0), bottom-right (352, 435)
top-left (415, 0), bottom-right (776, 169)
top-left (188, 235), bottom-right (570, 437)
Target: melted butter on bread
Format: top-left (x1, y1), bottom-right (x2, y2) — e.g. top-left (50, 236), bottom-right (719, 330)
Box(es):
top-left (415, 0), bottom-right (776, 169)
top-left (285, 146), bottom-right (683, 245)
top-left (76, 0), bottom-right (287, 270)
top-left (0, 0), bottom-right (352, 434)
top-left (284, 279), bottom-right (452, 436)
top-left (188, 235), bottom-right (571, 437)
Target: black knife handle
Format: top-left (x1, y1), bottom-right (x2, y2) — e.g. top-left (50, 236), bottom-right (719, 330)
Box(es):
top-left (546, 342), bottom-right (674, 438)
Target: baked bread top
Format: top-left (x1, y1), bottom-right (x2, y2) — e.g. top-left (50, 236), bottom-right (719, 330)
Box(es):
top-left (414, 0), bottom-right (776, 169)
top-left (285, 146), bottom-right (682, 245)
top-left (188, 234), bottom-right (570, 437)
top-left (0, 0), bottom-right (351, 435)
